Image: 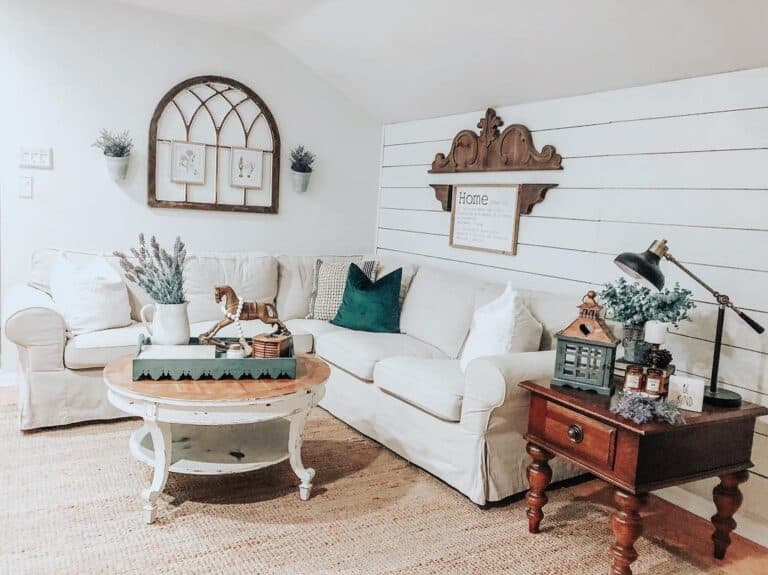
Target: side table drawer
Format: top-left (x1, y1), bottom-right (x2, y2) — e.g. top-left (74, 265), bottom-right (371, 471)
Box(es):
top-left (542, 402), bottom-right (617, 469)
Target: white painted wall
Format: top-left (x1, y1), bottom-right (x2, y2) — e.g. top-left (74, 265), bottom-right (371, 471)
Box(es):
top-left (377, 67), bottom-right (768, 544)
top-left (0, 0), bottom-right (381, 368)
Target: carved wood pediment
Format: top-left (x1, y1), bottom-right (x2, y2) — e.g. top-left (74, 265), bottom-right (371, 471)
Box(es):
top-left (429, 108), bottom-right (562, 173)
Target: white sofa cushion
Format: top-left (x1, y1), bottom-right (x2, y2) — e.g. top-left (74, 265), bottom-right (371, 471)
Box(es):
top-left (374, 357), bottom-right (466, 422)
top-left (399, 266), bottom-right (492, 358)
top-left (184, 254), bottom-right (277, 323)
top-left (459, 283), bottom-right (543, 372)
top-left (65, 323), bottom-right (148, 369)
top-left (50, 254), bottom-right (132, 336)
top-left (315, 329), bottom-right (446, 381)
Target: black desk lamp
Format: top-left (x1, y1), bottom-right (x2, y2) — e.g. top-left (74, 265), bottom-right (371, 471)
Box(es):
top-left (614, 239), bottom-right (764, 407)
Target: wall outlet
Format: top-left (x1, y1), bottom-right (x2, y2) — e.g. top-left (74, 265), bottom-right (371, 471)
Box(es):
top-left (19, 175), bottom-right (33, 199)
top-left (20, 147), bottom-right (53, 169)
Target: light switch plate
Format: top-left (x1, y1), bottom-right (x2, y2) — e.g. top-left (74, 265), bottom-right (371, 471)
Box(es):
top-left (19, 175), bottom-right (33, 198)
top-left (20, 147), bottom-right (53, 169)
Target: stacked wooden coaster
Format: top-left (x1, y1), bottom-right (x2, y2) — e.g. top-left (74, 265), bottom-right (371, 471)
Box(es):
top-left (252, 334), bottom-right (292, 358)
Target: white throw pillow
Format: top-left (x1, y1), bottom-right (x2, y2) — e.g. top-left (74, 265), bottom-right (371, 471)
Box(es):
top-left (459, 282), bottom-right (542, 372)
top-left (50, 254), bottom-right (132, 335)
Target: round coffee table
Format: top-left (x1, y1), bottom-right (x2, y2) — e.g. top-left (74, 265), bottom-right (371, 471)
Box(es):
top-left (103, 354), bottom-right (330, 524)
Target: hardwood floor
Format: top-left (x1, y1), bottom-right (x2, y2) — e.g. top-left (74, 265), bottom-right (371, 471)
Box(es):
top-left (566, 476), bottom-right (767, 574)
top-left (1, 383), bottom-right (765, 573)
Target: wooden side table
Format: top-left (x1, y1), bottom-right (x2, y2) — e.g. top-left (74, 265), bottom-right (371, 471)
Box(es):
top-left (520, 379), bottom-right (767, 575)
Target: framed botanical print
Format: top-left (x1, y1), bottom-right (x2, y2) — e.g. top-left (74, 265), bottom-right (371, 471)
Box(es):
top-left (170, 141), bottom-right (206, 185)
top-left (230, 147), bottom-right (263, 189)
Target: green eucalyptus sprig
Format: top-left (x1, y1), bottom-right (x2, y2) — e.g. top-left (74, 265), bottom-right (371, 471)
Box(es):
top-left (114, 234), bottom-right (186, 304)
top-left (600, 278), bottom-right (695, 327)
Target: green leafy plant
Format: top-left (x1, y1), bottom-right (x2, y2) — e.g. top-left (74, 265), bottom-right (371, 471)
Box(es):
top-left (600, 278), bottom-right (653, 326)
top-left (290, 145), bottom-right (315, 173)
top-left (114, 234), bottom-right (186, 304)
top-left (92, 129), bottom-right (133, 157)
top-left (647, 283), bottom-right (696, 326)
top-left (600, 278), bottom-right (695, 327)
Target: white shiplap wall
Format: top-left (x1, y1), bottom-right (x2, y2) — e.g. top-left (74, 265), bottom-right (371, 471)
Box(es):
top-left (376, 67), bottom-right (768, 544)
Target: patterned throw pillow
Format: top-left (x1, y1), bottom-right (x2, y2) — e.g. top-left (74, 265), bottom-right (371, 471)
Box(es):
top-left (307, 259), bottom-right (377, 320)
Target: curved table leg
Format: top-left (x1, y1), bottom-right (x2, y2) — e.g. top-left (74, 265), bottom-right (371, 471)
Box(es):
top-left (712, 470), bottom-right (749, 560)
top-left (140, 420), bottom-right (172, 524)
top-left (288, 409), bottom-right (315, 501)
top-left (610, 489), bottom-right (647, 575)
top-left (525, 442), bottom-right (553, 533)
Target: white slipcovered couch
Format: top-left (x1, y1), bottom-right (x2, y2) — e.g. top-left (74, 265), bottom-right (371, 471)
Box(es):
top-left (3, 249), bottom-right (581, 504)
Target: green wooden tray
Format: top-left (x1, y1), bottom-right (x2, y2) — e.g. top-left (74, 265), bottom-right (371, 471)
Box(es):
top-left (132, 335), bottom-right (297, 381)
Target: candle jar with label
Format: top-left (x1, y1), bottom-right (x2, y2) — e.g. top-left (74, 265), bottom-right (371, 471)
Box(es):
top-left (644, 367), bottom-right (667, 398)
top-left (623, 364), bottom-right (646, 393)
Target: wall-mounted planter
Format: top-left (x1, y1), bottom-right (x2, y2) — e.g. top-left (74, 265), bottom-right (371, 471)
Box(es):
top-left (106, 155), bottom-right (130, 181)
top-left (291, 169), bottom-right (311, 193)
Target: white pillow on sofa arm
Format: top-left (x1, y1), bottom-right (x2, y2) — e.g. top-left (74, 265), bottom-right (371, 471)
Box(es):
top-left (50, 254), bottom-right (132, 335)
top-left (459, 282), bottom-right (543, 373)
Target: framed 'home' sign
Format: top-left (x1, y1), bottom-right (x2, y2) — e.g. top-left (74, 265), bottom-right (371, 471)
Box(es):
top-left (448, 184), bottom-right (558, 256)
top-left (450, 185), bottom-right (519, 255)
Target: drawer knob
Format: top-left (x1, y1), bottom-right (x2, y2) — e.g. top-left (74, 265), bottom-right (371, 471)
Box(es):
top-left (567, 424), bottom-right (584, 443)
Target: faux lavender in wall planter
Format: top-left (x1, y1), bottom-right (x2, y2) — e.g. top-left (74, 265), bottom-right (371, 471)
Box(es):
top-left (93, 129), bottom-right (133, 181)
top-left (290, 145), bottom-right (315, 193)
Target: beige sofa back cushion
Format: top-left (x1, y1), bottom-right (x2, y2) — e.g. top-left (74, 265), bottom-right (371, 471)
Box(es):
top-left (30, 249), bottom-right (152, 321)
top-left (400, 266), bottom-right (495, 358)
top-left (184, 254), bottom-right (277, 323)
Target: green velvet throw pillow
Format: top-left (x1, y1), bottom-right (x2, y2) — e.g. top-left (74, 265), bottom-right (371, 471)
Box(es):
top-left (331, 264), bottom-right (402, 333)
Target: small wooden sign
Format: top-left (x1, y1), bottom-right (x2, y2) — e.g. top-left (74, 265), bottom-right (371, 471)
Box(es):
top-left (667, 375), bottom-right (705, 413)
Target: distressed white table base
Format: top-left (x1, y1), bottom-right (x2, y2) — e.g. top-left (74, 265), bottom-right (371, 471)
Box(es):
top-left (106, 384), bottom-right (325, 524)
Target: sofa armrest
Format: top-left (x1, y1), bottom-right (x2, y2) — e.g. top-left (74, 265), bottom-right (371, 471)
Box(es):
top-left (461, 350), bottom-right (556, 433)
top-left (3, 284), bottom-right (66, 348)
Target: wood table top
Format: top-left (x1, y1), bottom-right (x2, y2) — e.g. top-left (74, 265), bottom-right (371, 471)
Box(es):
top-left (104, 354), bottom-right (330, 402)
top-left (520, 379), bottom-right (768, 436)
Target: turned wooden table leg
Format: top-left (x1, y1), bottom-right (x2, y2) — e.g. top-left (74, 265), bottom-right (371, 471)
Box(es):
top-left (610, 489), bottom-right (647, 575)
top-left (711, 470), bottom-right (749, 560)
top-left (525, 442), bottom-right (553, 534)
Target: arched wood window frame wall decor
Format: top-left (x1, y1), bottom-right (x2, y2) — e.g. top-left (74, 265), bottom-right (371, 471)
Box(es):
top-left (148, 75), bottom-right (281, 213)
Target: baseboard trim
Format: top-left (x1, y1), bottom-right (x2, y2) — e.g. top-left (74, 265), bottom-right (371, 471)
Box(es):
top-left (656, 485), bottom-right (768, 548)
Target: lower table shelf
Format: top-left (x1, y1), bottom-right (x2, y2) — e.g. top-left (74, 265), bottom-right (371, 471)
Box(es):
top-left (130, 419), bottom-right (291, 475)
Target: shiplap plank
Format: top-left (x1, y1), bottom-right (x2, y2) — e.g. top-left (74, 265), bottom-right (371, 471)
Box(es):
top-left (528, 188), bottom-right (768, 231)
top-left (385, 67), bottom-right (768, 145)
top-left (384, 107), bottom-right (768, 165)
top-left (375, 247), bottom-right (591, 296)
top-left (671, 306), bottom-right (768, 355)
top-left (378, 208), bottom-right (449, 235)
top-left (382, 150), bottom-right (768, 189)
top-left (379, 187), bottom-right (443, 211)
top-left (666, 333), bottom-right (767, 396)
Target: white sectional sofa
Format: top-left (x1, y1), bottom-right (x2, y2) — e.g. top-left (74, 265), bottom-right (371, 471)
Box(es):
top-left (3, 249), bottom-right (581, 504)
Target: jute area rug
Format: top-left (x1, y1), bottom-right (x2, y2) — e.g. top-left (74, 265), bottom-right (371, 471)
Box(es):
top-left (1, 405), bottom-right (722, 575)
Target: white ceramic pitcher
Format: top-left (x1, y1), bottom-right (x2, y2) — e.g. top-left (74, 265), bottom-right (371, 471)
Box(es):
top-left (140, 302), bottom-right (191, 345)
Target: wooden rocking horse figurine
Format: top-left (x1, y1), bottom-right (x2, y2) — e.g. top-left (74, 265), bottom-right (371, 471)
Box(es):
top-left (198, 286), bottom-right (290, 350)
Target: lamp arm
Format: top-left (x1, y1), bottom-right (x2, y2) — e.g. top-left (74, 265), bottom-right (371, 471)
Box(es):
top-left (663, 252), bottom-right (764, 334)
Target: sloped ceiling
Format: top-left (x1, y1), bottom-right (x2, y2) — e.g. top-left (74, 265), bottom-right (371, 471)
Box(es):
top-left (117, 0), bottom-right (768, 122)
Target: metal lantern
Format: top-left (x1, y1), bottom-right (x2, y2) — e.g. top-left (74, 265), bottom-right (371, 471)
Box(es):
top-left (552, 290), bottom-right (619, 395)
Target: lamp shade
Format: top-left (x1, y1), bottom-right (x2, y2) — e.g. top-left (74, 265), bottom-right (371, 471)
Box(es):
top-left (614, 249), bottom-right (665, 290)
